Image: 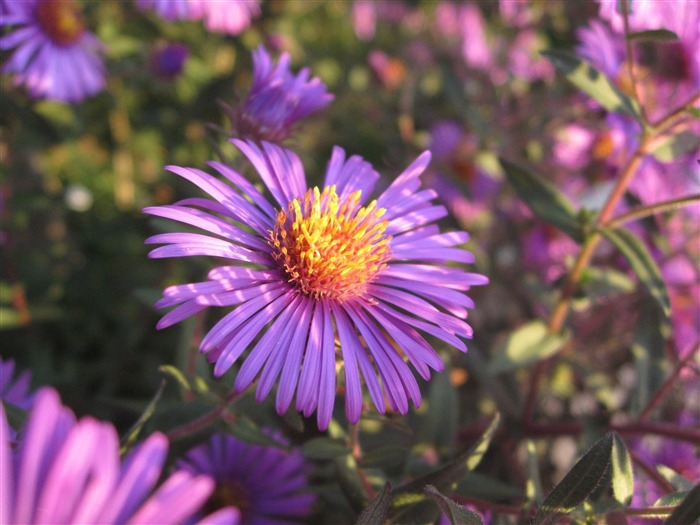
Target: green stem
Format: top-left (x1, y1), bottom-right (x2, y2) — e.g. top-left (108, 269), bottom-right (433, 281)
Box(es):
top-left (605, 194), bottom-right (700, 229)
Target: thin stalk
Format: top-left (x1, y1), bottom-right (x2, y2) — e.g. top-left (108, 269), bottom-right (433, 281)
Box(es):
top-left (605, 194), bottom-right (700, 229)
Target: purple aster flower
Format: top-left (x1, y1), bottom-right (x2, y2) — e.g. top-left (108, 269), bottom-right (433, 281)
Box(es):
top-left (137, 0), bottom-right (260, 36)
top-left (0, 387), bottom-right (240, 524)
top-left (150, 42), bottom-right (189, 80)
top-left (188, 0), bottom-right (260, 36)
top-left (227, 45), bottom-right (333, 144)
top-left (0, 0), bottom-right (105, 103)
top-left (0, 357), bottom-right (34, 411)
top-left (178, 432), bottom-right (315, 525)
top-left (144, 140), bottom-right (488, 429)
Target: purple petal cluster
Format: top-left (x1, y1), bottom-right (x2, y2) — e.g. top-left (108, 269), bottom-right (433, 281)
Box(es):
top-left (230, 45), bottom-right (334, 143)
top-left (144, 140), bottom-right (487, 429)
top-left (0, 0), bottom-right (105, 103)
top-left (178, 432), bottom-right (316, 525)
top-left (0, 387), bottom-right (239, 524)
top-left (0, 357), bottom-right (35, 411)
top-left (137, 0), bottom-right (260, 36)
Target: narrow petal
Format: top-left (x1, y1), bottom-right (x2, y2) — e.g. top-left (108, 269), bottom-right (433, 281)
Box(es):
top-left (275, 299), bottom-right (314, 414)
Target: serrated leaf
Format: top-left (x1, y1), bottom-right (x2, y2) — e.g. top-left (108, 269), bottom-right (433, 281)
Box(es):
top-left (611, 434), bottom-right (634, 506)
top-left (488, 321), bottom-right (569, 375)
top-left (666, 482), bottom-right (700, 525)
top-left (627, 29), bottom-right (679, 41)
top-left (542, 50), bottom-right (641, 120)
top-left (653, 491), bottom-right (687, 508)
top-left (651, 131), bottom-right (700, 162)
top-left (301, 437), bottom-right (349, 459)
top-left (600, 226), bottom-right (670, 316)
top-left (534, 432), bottom-right (614, 525)
top-left (425, 485), bottom-right (483, 525)
top-left (393, 413), bottom-right (501, 508)
top-left (356, 482), bottom-right (393, 525)
top-left (500, 159), bottom-right (584, 242)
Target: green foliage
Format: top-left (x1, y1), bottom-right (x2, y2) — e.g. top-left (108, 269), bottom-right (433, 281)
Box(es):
top-left (611, 434), bottom-right (634, 506)
top-left (534, 433), bottom-right (614, 524)
top-left (425, 485), bottom-right (483, 525)
top-left (666, 483), bottom-right (700, 525)
top-left (356, 483), bottom-right (393, 525)
top-left (541, 50), bottom-right (642, 121)
top-left (488, 321), bottom-right (569, 375)
top-left (499, 158), bottom-right (584, 243)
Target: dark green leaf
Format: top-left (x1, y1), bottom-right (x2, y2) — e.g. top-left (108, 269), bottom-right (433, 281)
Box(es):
top-left (534, 432), bottom-right (614, 524)
top-left (334, 453), bottom-right (371, 514)
top-left (600, 226), bottom-right (670, 316)
top-left (1, 401), bottom-right (28, 433)
top-left (500, 159), bottom-right (584, 242)
top-left (611, 435), bottom-right (634, 506)
top-left (420, 365), bottom-right (458, 451)
top-left (224, 415), bottom-right (286, 448)
top-left (687, 107), bottom-right (700, 118)
top-left (627, 29), bottom-right (679, 41)
top-left (301, 437), bottom-right (350, 459)
top-left (653, 491), bottom-right (687, 508)
top-left (666, 482), bottom-right (700, 525)
top-left (542, 50), bottom-right (641, 120)
top-left (631, 300), bottom-right (670, 415)
top-left (580, 267), bottom-right (636, 300)
top-left (425, 485), bottom-right (483, 525)
top-left (488, 320), bottom-right (569, 375)
top-left (360, 445), bottom-right (410, 469)
top-left (356, 482), bottom-right (393, 525)
top-left (651, 131), bottom-right (700, 162)
top-left (393, 413), bottom-right (501, 507)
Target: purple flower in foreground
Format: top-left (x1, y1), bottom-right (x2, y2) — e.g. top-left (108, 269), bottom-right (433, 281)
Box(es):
top-left (178, 432), bottom-right (315, 525)
top-left (0, 357), bottom-right (34, 411)
top-left (144, 140), bottom-right (487, 429)
top-left (0, 388), bottom-right (239, 524)
top-left (0, 0), bottom-right (105, 103)
top-left (228, 45), bottom-right (333, 143)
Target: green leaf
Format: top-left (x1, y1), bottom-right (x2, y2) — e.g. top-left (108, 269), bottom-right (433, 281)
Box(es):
top-left (631, 300), bottom-right (670, 415)
top-left (657, 465), bottom-right (694, 492)
top-left (425, 485), bottom-right (483, 525)
top-left (534, 432), bottom-right (614, 525)
top-left (542, 50), bottom-right (641, 120)
top-left (356, 482), bottom-right (393, 525)
top-left (488, 321), bottom-right (569, 375)
top-left (158, 364), bottom-right (192, 395)
top-left (301, 437), bottom-right (350, 459)
top-left (580, 267), bottom-right (636, 300)
top-left (360, 445), bottom-right (410, 470)
top-left (499, 159), bottom-right (584, 242)
top-left (687, 107), bottom-right (700, 118)
top-left (651, 131), bottom-right (700, 162)
top-left (666, 482), bottom-right (700, 525)
top-left (599, 226), bottom-right (670, 316)
top-left (627, 29), bottom-right (679, 41)
top-left (224, 415), bottom-right (285, 448)
top-left (420, 364), bottom-right (458, 451)
top-left (526, 440), bottom-right (544, 504)
top-left (611, 434), bottom-right (634, 506)
top-left (334, 453), bottom-right (370, 514)
top-left (653, 491), bottom-right (687, 508)
top-left (1, 400), bottom-right (28, 432)
top-left (393, 413), bottom-right (501, 507)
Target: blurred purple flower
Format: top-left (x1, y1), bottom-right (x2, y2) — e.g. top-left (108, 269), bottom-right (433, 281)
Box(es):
top-left (0, 357), bottom-right (34, 411)
top-left (150, 42), bottom-right (189, 80)
top-left (459, 4), bottom-right (493, 72)
top-left (178, 432), bottom-right (315, 525)
top-left (0, 0), bottom-right (105, 103)
top-left (0, 387), bottom-right (239, 524)
top-left (228, 45), bottom-right (333, 143)
top-left (137, 0), bottom-right (260, 35)
top-left (144, 140), bottom-right (487, 429)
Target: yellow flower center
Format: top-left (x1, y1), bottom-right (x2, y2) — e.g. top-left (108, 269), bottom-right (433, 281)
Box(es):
top-left (35, 0), bottom-right (85, 47)
top-left (270, 185), bottom-right (392, 302)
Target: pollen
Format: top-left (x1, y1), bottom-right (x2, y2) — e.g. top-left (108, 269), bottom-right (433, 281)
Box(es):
top-left (35, 0), bottom-right (85, 47)
top-left (270, 185), bottom-right (392, 302)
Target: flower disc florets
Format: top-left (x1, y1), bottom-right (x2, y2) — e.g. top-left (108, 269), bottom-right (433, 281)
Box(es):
top-left (270, 185), bottom-right (391, 301)
top-left (35, 0), bottom-right (85, 46)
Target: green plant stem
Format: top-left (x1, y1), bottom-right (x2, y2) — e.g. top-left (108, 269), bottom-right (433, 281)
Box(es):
top-left (164, 390), bottom-right (240, 442)
top-left (620, 0), bottom-right (647, 124)
top-left (606, 194), bottom-right (700, 229)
